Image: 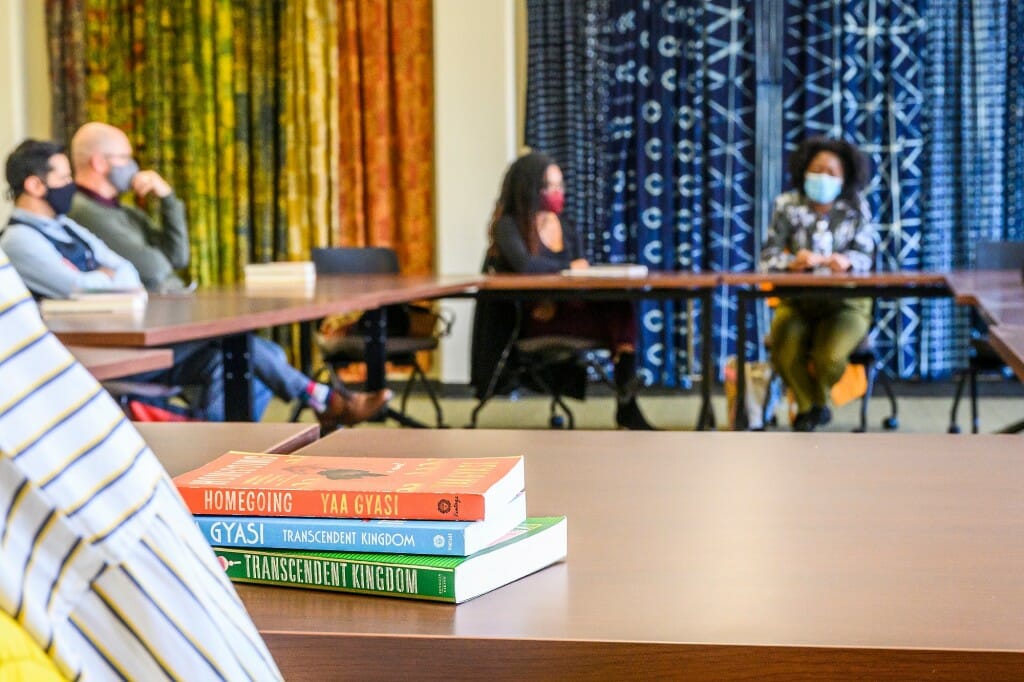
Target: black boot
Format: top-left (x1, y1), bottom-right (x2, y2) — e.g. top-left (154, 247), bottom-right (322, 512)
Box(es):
top-left (613, 352), bottom-right (656, 430)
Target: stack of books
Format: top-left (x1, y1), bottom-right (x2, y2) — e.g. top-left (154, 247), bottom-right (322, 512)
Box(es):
top-left (172, 451), bottom-right (567, 603)
top-left (243, 261), bottom-right (316, 293)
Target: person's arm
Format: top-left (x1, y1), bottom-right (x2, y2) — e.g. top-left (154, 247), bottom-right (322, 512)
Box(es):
top-left (492, 216), bottom-right (568, 273)
top-left (149, 193), bottom-right (192, 268)
top-left (0, 227), bottom-right (127, 298)
top-left (839, 199), bottom-right (878, 273)
top-left (66, 223), bottom-right (143, 290)
top-left (759, 198), bottom-right (797, 272)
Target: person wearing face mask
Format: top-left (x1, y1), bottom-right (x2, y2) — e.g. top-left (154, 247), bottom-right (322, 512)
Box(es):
top-left (62, 124), bottom-right (390, 430)
top-left (759, 136), bottom-right (878, 431)
top-left (67, 121), bottom-right (190, 294)
top-left (483, 151), bottom-right (655, 430)
top-left (1, 139), bottom-right (141, 297)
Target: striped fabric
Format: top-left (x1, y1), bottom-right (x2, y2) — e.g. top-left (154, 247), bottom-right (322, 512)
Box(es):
top-left (0, 249), bottom-right (280, 681)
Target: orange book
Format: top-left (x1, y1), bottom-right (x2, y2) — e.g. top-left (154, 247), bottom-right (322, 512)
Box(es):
top-left (173, 452), bottom-right (525, 521)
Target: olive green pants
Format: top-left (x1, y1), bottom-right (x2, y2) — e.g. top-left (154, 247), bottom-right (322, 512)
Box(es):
top-left (768, 297), bottom-right (872, 413)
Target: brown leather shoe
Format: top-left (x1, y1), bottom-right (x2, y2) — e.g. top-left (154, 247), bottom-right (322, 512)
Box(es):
top-left (317, 389), bottom-right (391, 433)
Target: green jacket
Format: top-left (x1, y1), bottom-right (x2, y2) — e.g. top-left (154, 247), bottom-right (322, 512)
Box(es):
top-left (68, 191), bottom-right (190, 292)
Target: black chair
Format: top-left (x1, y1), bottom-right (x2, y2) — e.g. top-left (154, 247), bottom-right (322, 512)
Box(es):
top-left (299, 247), bottom-right (452, 428)
top-left (948, 240), bottom-right (1024, 434)
top-left (468, 298), bottom-right (614, 429)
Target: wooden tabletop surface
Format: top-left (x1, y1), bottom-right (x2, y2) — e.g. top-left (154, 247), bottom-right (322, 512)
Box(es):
top-left (142, 422), bottom-right (319, 476)
top-left (944, 270), bottom-right (1024, 326)
top-left (722, 270), bottom-right (950, 289)
top-left (480, 271), bottom-right (720, 291)
top-left (47, 274), bottom-right (482, 347)
top-left (216, 429), bottom-right (1024, 680)
top-left (67, 344), bottom-right (174, 380)
top-left (987, 325), bottom-right (1024, 382)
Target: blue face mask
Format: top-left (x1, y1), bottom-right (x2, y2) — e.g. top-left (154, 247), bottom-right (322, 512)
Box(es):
top-left (803, 172), bottom-right (843, 205)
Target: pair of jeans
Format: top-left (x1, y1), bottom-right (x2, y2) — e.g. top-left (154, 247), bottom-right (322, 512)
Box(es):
top-left (129, 336), bottom-right (310, 421)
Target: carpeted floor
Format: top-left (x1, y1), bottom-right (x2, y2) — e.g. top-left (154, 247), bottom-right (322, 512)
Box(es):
top-left (265, 378), bottom-right (1024, 434)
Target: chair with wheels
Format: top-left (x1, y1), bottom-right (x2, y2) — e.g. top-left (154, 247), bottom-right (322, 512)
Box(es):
top-left (468, 298), bottom-right (614, 429)
top-left (948, 240), bottom-right (1024, 434)
top-left (296, 247), bottom-right (452, 428)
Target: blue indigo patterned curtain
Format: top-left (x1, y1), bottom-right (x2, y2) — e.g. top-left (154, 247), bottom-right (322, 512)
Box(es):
top-left (782, 0), bottom-right (928, 377)
top-left (603, 0), bottom-right (757, 387)
top-left (525, 0), bottom-right (611, 263)
top-left (525, 0), bottom-right (1023, 384)
top-left (922, 1), bottom-right (1011, 376)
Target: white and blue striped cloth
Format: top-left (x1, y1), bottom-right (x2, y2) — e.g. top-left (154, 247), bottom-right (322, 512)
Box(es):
top-left (0, 248), bottom-right (281, 681)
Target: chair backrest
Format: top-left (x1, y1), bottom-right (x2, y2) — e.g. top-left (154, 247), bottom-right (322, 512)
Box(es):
top-left (975, 240), bottom-right (1024, 270)
top-left (311, 247), bottom-right (400, 275)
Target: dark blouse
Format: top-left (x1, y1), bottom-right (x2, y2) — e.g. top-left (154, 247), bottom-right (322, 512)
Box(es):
top-left (488, 215), bottom-right (583, 274)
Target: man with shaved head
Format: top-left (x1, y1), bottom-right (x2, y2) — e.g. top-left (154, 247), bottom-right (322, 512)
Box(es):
top-left (64, 124), bottom-right (390, 429)
top-left (68, 121), bottom-right (189, 293)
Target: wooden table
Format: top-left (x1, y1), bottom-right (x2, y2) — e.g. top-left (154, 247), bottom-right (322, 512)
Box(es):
top-left (945, 270), bottom-right (1024, 326)
top-left (479, 272), bottom-right (722, 429)
top-left (47, 274), bottom-right (482, 420)
top-left (215, 429), bottom-right (1024, 680)
top-left (722, 271), bottom-right (952, 429)
top-left (142, 422), bottom-right (319, 477)
top-left (987, 325), bottom-right (1024, 383)
top-left (67, 344), bottom-right (174, 380)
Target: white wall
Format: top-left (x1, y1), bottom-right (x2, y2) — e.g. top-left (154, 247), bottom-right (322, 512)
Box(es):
top-left (433, 0), bottom-right (521, 383)
top-left (0, 0), bottom-right (52, 224)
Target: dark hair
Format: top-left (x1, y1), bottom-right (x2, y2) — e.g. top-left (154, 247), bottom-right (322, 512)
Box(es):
top-left (487, 151), bottom-right (557, 257)
top-left (789, 136), bottom-right (870, 203)
top-left (6, 139), bottom-right (66, 200)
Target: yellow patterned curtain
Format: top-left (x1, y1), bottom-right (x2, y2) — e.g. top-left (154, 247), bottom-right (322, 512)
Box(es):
top-left (336, 0), bottom-right (435, 274)
top-left (45, 0), bottom-right (434, 282)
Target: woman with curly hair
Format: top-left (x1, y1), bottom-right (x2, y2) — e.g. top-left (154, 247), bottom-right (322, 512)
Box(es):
top-left (760, 137), bottom-right (879, 431)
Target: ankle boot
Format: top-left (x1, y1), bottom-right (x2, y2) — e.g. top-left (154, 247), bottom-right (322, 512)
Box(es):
top-left (613, 352), bottom-right (656, 430)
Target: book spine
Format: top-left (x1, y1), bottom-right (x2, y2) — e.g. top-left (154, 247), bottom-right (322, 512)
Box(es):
top-left (195, 517), bottom-right (468, 555)
top-left (177, 487), bottom-right (485, 521)
top-left (214, 548), bottom-right (457, 602)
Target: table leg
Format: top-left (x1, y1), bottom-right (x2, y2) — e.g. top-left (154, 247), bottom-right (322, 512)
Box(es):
top-left (734, 289), bottom-right (750, 431)
top-left (697, 289), bottom-right (715, 430)
top-left (363, 307), bottom-right (387, 392)
top-left (223, 332), bottom-right (255, 421)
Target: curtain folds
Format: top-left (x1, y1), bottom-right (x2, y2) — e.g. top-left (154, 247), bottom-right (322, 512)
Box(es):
top-left (525, 0), bottom-right (1023, 382)
top-left (335, 0), bottom-right (435, 274)
top-left (44, 0), bottom-right (434, 284)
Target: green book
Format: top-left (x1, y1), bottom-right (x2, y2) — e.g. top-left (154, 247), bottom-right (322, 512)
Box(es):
top-left (213, 516), bottom-right (567, 603)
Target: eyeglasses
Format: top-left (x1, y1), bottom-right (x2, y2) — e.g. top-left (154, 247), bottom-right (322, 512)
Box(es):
top-left (543, 183), bottom-right (565, 192)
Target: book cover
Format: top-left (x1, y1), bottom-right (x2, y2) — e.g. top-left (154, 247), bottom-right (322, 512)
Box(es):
top-left (559, 263), bottom-right (649, 278)
top-left (195, 492), bottom-right (527, 556)
top-left (174, 451), bottom-right (525, 521)
top-left (213, 516), bottom-right (567, 603)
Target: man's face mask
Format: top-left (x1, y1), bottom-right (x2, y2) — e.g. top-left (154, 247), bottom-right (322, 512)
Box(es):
top-left (108, 159), bottom-right (140, 194)
top-left (45, 182), bottom-right (77, 216)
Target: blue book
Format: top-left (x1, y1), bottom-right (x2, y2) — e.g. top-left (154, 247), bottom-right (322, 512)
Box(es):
top-left (196, 492), bottom-right (526, 556)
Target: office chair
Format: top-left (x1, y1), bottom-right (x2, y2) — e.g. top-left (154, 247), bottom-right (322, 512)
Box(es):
top-left (468, 298), bottom-right (615, 429)
top-left (299, 247), bottom-right (452, 428)
top-left (948, 240), bottom-right (1024, 434)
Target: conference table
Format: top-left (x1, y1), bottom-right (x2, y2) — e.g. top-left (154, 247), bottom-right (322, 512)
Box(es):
top-left (723, 271), bottom-right (952, 430)
top-left (67, 344), bottom-right (174, 381)
top-left (945, 269), bottom-right (1024, 327)
top-left (46, 274), bottom-right (482, 420)
top-left (478, 272), bottom-right (721, 429)
top-left (158, 428), bottom-right (1024, 680)
top-left (988, 325), bottom-right (1024, 383)
top-left (138, 422), bottom-right (320, 476)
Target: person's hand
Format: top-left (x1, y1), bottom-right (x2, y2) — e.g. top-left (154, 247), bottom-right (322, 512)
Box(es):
top-left (827, 253), bottom-right (852, 272)
top-left (790, 249), bottom-right (822, 271)
top-left (131, 170), bottom-right (172, 199)
top-left (569, 259), bottom-right (589, 270)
